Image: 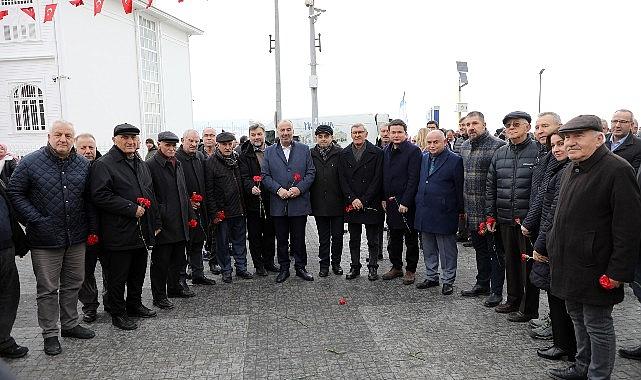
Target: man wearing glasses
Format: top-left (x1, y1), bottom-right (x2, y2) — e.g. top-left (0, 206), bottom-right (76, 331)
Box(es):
top-left (606, 109), bottom-right (641, 172)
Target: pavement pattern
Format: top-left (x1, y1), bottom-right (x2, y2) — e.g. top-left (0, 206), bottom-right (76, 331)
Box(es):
top-left (3, 220), bottom-right (641, 379)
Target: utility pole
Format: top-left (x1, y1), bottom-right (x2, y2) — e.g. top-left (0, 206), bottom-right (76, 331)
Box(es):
top-left (456, 61), bottom-right (468, 121)
top-left (306, 0), bottom-right (324, 129)
top-left (269, 0), bottom-right (282, 127)
top-left (538, 68), bottom-right (546, 114)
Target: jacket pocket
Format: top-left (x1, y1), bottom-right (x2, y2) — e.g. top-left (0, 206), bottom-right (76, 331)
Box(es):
top-left (579, 231), bottom-right (596, 267)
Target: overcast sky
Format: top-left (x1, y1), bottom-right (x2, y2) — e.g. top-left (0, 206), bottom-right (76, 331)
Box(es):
top-left (158, 0), bottom-right (641, 135)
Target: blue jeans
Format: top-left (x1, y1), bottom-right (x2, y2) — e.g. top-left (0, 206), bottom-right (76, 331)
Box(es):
top-left (469, 230), bottom-right (505, 295)
top-left (216, 216), bottom-right (248, 274)
top-left (565, 300), bottom-right (615, 380)
top-left (421, 232), bottom-right (458, 285)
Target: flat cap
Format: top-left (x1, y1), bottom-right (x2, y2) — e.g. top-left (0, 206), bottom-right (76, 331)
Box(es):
top-left (558, 115), bottom-right (602, 134)
top-left (113, 123), bottom-right (140, 136)
top-left (216, 131), bottom-right (235, 143)
top-left (315, 124), bottom-right (333, 135)
top-left (157, 131), bottom-right (179, 143)
top-left (502, 111), bottom-right (532, 125)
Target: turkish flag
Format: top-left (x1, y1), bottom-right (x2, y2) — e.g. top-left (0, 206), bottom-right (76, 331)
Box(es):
top-left (20, 7), bottom-right (35, 20)
top-left (0, 10), bottom-right (8, 21)
top-left (146, 0), bottom-right (153, 8)
top-left (94, 0), bottom-right (103, 15)
top-left (43, 4), bottom-right (57, 23)
top-left (122, 0), bottom-right (132, 14)
top-left (178, 0), bottom-right (184, 3)
top-left (69, 0), bottom-right (84, 6)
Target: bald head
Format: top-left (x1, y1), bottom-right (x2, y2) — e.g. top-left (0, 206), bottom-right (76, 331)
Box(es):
top-left (426, 129), bottom-right (446, 156)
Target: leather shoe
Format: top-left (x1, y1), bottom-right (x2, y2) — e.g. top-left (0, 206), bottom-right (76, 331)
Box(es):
top-left (192, 276), bottom-right (217, 285)
top-left (619, 345), bottom-right (641, 360)
top-left (112, 315), bottom-right (138, 331)
top-left (168, 288), bottom-right (196, 298)
top-left (382, 267), bottom-right (404, 280)
top-left (236, 270), bottom-right (254, 280)
top-left (295, 268), bottom-right (314, 281)
top-left (319, 268), bottom-right (329, 277)
top-left (0, 343), bottom-right (29, 359)
top-left (255, 267), bottom-right (268, 277)
top-left (507, 311), bottom-right (537, 322)
top-left (61, 324), bottom-right (95, 339)
top-left (416, 279), bottom-right (439, 289)
top-left (153, 298), bottom-right (175, 310)
top-left (43, 337), bottom-right (62, 356)
top-left (222, 272), bottom-right (233, 283)
top-left (442, 284), bottom-right (454, 295)
top-left (127, 304), bottom-right (157, 318)
top-left (548, 365), bottom-right (587, 380)
top-left (264, 263), bottom-right (280, 273)
top-left (209, 264), bottom-right (222, 275)
top-left (346, 268), bottom-right (360, 280)
top-left (537, 346), bottom-right (571, 361)
top-left (460, 284), bottom-right (490, 297)
top-left (402, 271), bottom-right (416, 285)
top-left (332, 265), bottom-right (343, 275)
top-left (368, 268), bottom-right (379, 281)
top-left (83, 310), bottom-right (97, 323)
top-left (483, 293), bottom-right (503, 307)
top-left (275, 270), bottom-right (290, 283)
top-left (495, 302), bottom-right (519, 314)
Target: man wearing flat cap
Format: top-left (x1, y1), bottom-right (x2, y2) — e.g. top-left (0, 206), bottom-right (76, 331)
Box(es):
top-left (547, 115), bottom-right (641, 380)
top-left (90, 123), bottom-right (160, 331)
top-left (205, 132), bottom-right (253, 284)
top-left (486, 111), bottom-right (540, 322)
top-left (147, 132), bottom-right (195, 309)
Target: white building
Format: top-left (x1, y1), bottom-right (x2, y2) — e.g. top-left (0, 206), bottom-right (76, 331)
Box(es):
top-left (0, 0), bottom-right (202, 156)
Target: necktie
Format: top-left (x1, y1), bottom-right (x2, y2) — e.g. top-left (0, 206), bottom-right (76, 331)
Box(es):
top-left (428, 156), bottom-right (436, 175)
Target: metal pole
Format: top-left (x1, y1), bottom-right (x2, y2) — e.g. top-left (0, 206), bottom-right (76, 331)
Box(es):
top-left (308, 3), bottom-right (319, 129)
top-left (457, 79), bottom-right (462, 122)
top-left (538, 68), bottom-right (545, 114)
top-left (274, 0), bottom-right (282, 125)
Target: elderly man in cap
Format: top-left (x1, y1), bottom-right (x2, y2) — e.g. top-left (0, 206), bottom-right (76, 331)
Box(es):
top-left (8, 120), bottom-right (95, 355)
top-left (547, 115), bottom-right (641, 380)
top-left (147, 131), bottom-right (195, 309)
top-left (261, 120), bottom-right (316, 283)
top-left (486, 111), bottom-right (540, 322)
top-left (605, 109), bottom-right (641, 172)
top-left (90, 123), bottom-right (160, 331)
top-left (205, 132), bottom-right (253, 284)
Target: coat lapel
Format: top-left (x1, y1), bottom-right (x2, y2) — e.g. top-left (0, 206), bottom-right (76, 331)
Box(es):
top-left (275, 144), bottom-right (288, 165)
top-left (427, 151), bottom-right (450, 178)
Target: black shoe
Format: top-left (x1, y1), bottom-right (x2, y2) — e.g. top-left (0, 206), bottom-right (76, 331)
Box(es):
top-left (483, 293), bottom-right (503, 307)
top-left (537, 346), bottom-right (571, 361)
top-left (153, 298), bottom-right (175, 310)
top-left (346, 268), bottom-right (360, 280)
top-left (112, 315), bottom-right (138, 331)
top-left (0, 343), bottom-right (29, 359)
top-left (255, 267), bottom-right (268, 277)
top-left (276, 270), bottom-right (290, 283)
top-left (416, 279), bottom-right (439, 289)
top-left (168, 289), bottom-right (196, 298)
top-left (61, 324), bottom-right (95, 339)
top-left (127, 304), bottom-right (158, 318)
top-left (319, 268), bottom-right (329, 277)
top-left (377, 253), bottom-right (383, 260)
top-left (548, 365), bottom-right (587, 380)
top-left (265, 263), bottom-right (280, 273)
top-left (236, 270), bottom-right (254, 280)
top-left (83, 310), bottom-right (97, 323)
top-left (210, 264), bottom-right (222, 275)
top-left (619, 345), bottom-right (641, 360)
top-left (368, 268), bottom-right (379, 281)
top-left (295, 268), bottom-right (314, 281)
top-left (495, 302), bottom-right (519, 314)
top-left (332, 265), bottom-right (343, 275)
top-left (43, 337), bottom-right (61, 356)
top-left (442, 284), bottom-right (454, 295)
top-left (192, 276), bottom-right (217, 285)
top-left (186, 272), bottom-right (192, 280)
top-left (460, 284), bottom-right (490, 297)
top-left (462, 241), bottom-right (474, 247)
top-left (507, 311), bottom-right (537, 322)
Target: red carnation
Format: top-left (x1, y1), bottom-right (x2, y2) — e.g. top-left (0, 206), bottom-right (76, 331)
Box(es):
top-left (188, 219), bottom-right (198, 229)
top-left (292, 172), bottom-right (302, 182)
top-left (514, 217), bottom-right (522, 225)
top-left (599, 274), bottom-right (615, 290)
top-left (388, 196), bottom-right (396, 202)
top-left (338, 297), bottom-right (347, 305)
top-left (136, 197), bottom-right (151, 209)
top-left (345, 204), bottom-right (354, 213)
top-left (486, 216), bottom-right (496, 229)
top-left (520, 253), bottom-right (529, 263)
top-left (87, 234), bottom-right (99, 246)
top-left (253, 175), bottom-right (262, 183)
top-left (216, 211), bottom-right (225, 221)
top-left (191, 193), bottom-right (203, 203)
top-left (478, 222), bottom-right (486, 236)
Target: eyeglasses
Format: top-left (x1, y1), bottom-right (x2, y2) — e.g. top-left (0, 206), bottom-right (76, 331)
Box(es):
top-left (611, 120), bottom-right (631, 125)
top-left (504, 121), bottom-right (528, 129)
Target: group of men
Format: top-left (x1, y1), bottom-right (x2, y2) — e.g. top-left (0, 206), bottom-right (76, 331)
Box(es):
top-left (1, 110), bottom-right (640, 380)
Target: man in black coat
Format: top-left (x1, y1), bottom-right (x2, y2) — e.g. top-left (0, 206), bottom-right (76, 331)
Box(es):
top-left (147, 132), bottom-right (195, 310)
top-left (605, 109), bottom-right (641, 172)
top-left (238, 123), bottom-right (278, 276)
top-left (198, 127), bottom-right (221, 274)
top-left (90, 124), bottom-right (160, 331)
top-left (310, 125), bottom-right (344, 278)
top-left (176, 130), bottom-right (216, 286)
top-left (339, 123), bottom-right (384, 281)
top-left (547, 115), bottom-right (641, 380)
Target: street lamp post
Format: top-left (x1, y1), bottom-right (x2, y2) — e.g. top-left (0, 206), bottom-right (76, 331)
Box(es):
top-left (306, 0), bottom-right (324, 129)
top-left (538, 68), bottom-right (545, 114)
top-left (269, 0), bottom-right (282, 126)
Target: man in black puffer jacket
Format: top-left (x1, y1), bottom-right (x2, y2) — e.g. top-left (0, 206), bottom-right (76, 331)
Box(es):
top-left (485, 111), bottom-right (540, 322)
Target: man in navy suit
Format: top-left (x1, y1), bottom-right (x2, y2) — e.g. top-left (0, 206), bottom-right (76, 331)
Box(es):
top-left (261, 120), bottom-right (316, 283)
top-left (414, 130), bottom-right (464, 295)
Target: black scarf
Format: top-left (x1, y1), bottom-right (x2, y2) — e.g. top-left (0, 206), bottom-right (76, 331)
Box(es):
top-left (215, 149), bottom-right (238, 167)
top-left (317, 145), bottom-right (331, 161)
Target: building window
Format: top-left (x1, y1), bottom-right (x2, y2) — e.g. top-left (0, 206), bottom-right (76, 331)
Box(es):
top-left (138, 15), bottom-right (162, 137)
top-left (12, 83), bottom-right (46, 132)
top-left (1, 0), bottom-right (38, 42)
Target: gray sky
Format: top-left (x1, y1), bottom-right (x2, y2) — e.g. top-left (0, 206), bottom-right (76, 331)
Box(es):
top-left (159, 0), bottom-right (641, 135)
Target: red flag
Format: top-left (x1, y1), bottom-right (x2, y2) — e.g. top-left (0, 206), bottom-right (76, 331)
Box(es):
top-left (43, 4), bottom-right (57, 23)
top-left (20, 7), bottom-right (35, 20)
top-left (94, 0), bottom-right (103, 15)
top-left (146, 0), bottom-right (153, 8)
top-left (178, 0), bottom-right (184, 3)
top-left (122, 0), bottom-right (132, 14)
top-left (69, 0), bottom-right (84, 6)
top-left (0, 10), bottom-right (8, 21)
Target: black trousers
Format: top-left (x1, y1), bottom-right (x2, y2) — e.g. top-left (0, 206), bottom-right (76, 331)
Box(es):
top-left (184, 238), bottom-right (205, 280)
top-left (549, 291), bottom-right (577, 355)
top-left (151, 242), bottom-right (187, 300)
top-left (0, 247), bottom-right (19, 351)
top-left (205, 224), bottom-right (219, 268)
top-left (78, 244), bottom-right (109, 313)
top-left (348, 223), bottom-right (380, 270)
top-left (470, 229), bottom-right (505, 295)
top-left (315, 216), bottom-right (343, 269)
top-left (107, 248), bottom-right (148, 317)
top-left (247, 211), bottom-right (276, 269)
top-left (273, 215), bottom-right (307, 270)
top-left (388, 227), bottom-right (419, 272)
top-left (499, 224), bottom-right (540, 315)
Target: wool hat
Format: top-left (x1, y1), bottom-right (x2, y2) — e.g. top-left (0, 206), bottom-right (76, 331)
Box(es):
top-left (113, 123), bottom-right (140, 136)
top-left (216, 132), bottom-right (235, 143)
top-left (502, 111), bottom-right (532, 125)
top-left (315, 124), bottom-right (333, 135)
top-left (157, 131), bottom-right (179, 143)
top-left (558, 115), bottom-right (602, 134)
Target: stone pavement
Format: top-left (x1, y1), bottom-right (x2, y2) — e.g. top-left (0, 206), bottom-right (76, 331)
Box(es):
top-left (3, 220), bottom-right (641, 379)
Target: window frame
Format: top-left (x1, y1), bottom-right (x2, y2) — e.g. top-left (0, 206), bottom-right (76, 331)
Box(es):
top-left (9, 80), bottom-right (48, 134)
top-left (0, 0), bottom-right (41, 43)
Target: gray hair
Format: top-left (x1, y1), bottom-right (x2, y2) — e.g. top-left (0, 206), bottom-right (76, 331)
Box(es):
top-left (51, 120), bottom-right (74, 131)
top-left (182, 129), bottom-right (200, 139)
top-left (351, 123), bottom-right (367, 132)
top-left (615, 109), bottom-right (635, 120)
top-left (74, 133), bottom-right (95, 142)
top-left (538, 112), bottom-right (562, 125)
top-left (249, 122), bottom-right (265, 133)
